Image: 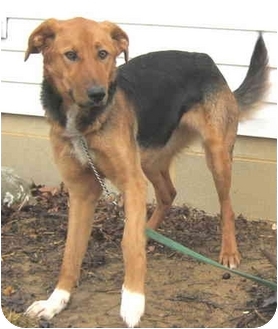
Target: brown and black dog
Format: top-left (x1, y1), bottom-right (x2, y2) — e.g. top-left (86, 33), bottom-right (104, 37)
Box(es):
top-left (24, 17), bottom-right (268, 327)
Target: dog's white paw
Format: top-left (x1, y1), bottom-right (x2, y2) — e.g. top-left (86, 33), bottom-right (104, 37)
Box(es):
top-left (120, 287), bottom-right (145, 328)
top-left (25, 289), bottom-right (70, 320)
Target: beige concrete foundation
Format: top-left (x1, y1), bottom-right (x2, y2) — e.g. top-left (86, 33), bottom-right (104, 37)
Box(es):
top-left (2, 113), bottom-right (276, 221)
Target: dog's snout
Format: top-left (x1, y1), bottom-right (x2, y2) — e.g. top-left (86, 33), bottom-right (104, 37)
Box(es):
top-left (87, 86), bottom-right (106, 103)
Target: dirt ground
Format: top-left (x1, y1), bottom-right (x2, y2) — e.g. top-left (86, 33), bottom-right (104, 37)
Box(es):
top-left (1, 184), bottom-right (277, 328)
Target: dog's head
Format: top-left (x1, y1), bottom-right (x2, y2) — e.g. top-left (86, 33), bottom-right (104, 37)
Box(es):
top-left (25, 17), bottom-right (129, 109)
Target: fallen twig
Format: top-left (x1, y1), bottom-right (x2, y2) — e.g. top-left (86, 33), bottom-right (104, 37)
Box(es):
top-left (261, 249), bottom-right (277, 268)
top-left (254, 308), bottom-right (268, 323)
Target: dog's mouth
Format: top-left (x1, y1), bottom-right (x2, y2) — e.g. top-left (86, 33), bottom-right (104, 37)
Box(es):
top-left (77, 100), bottom-right (106, 109)
top-left (74, 104), bottom-right (107, 132)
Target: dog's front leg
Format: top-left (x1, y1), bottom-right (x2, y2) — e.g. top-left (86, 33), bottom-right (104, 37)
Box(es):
top-left (119, 174), bottom-right (147, 328)
top-left (26, 155), bottom-right (102, 320)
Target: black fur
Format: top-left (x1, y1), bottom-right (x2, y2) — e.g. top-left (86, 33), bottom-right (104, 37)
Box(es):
top-left (41, 79), bottom-right (65, 126)
top-left (117, 51), bottom-right (226, 147)
top-left (234, 33), bottom-right (269, 110)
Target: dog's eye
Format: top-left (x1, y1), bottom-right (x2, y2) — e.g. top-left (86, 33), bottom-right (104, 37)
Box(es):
top-left (65, 51), bottom-right (78, 61)
top-left (98, 50), bottom-right (108, 60)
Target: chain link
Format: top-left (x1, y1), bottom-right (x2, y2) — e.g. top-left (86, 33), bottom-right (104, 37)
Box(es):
top-left (79, 137), bottom-right (112, 198)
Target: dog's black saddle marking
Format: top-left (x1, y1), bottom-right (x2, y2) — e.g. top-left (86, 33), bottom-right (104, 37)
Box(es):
top-left (117, 50), bottom-right (226, 148)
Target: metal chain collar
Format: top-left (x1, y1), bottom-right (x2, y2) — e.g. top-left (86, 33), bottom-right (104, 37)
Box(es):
top-left (79, 137), bottom-right (112, 198)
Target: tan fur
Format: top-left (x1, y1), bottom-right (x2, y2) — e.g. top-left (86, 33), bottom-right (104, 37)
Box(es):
top-left (142, 87), bottom-right (240, 265)
top-left (25, 17), bottom-right (245, 319)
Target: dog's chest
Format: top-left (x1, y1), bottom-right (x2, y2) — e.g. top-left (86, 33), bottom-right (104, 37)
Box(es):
top-left (69, 137), bottom-right (89, 166)
top-left (65, 108), bottom-right (94, 166)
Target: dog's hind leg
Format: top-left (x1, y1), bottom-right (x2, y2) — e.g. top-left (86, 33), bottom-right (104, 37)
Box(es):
top-left (200, 96), bottom-right (240, 269)
top-left (203, 133), bottom-right (240, 268)
top-left (181, 90), bottom-right (240, 268)
top-left (145, 167), bottom-right (177, 229)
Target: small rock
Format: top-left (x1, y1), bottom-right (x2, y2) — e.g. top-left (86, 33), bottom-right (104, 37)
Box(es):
top-left (39, 320), bottom-right (52, 328)
top-left (1, 167), bottom-right (34, 207)
top-left (222, 272), bottom-right (231, 280)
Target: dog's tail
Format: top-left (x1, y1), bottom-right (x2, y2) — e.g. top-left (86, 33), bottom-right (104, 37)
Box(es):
top-left (234, 33), bottom-right (269, 116)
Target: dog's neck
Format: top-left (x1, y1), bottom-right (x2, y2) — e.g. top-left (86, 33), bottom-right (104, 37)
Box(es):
top-left (40, 78), bottom-right (117, 131)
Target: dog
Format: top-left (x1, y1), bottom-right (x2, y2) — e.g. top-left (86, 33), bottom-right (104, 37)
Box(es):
top-left (24, 17), bottom-right (269, 327)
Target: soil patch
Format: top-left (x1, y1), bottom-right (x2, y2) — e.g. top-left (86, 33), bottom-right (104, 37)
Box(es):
top-left (1, 184), bottom-right (276, 327)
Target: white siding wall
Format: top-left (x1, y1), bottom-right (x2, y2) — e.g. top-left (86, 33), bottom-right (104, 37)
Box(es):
top-left (2, 0), bottom-right (277, 138)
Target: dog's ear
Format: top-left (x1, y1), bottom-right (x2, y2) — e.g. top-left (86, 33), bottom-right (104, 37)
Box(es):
top-left (24, 19), bottom-right (59, 61)
top-left (101, 21), bottom-right (129, 62)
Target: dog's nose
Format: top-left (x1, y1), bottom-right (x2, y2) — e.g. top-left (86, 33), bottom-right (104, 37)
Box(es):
top-left (87, 86), bottom-right (106, 103)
